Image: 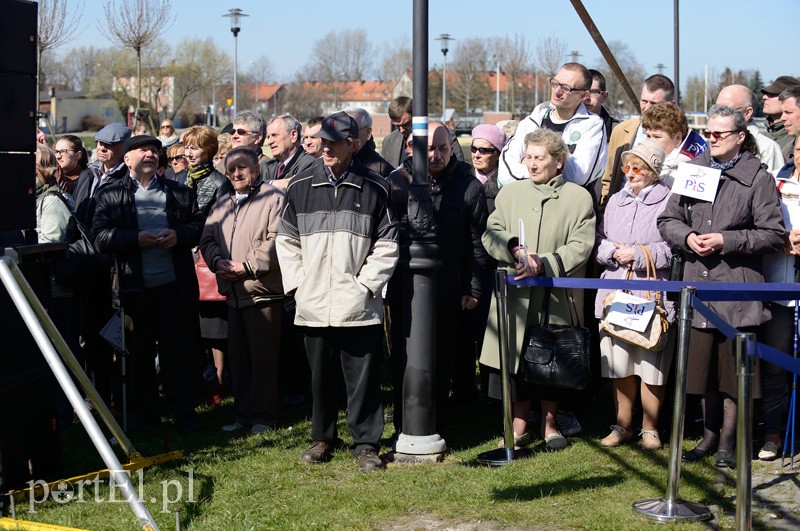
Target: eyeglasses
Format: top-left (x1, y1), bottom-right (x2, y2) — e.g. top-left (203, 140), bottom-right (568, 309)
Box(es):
top-left (588, 89), bottom-right (605, 95)
top-left (168, 155), bottom-right (186, 163)
top-left (160, 125), bottom-right (171, 129)
top-left (54, 149), bottom-right (75, 156)
top-left (622, 165), bottom-right (647, 176)
top-left (549, 77), bottom-right (586, 95)
top-left (471, 146), bottom-right (498, 155)
top-left (231, 128), bottom-right (256, 137)
top-left (702, 130), bottom-right (740, 140)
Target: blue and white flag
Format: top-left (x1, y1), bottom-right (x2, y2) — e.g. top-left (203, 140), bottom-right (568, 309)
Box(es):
top-left (679, 130), bottom-right (708, 160)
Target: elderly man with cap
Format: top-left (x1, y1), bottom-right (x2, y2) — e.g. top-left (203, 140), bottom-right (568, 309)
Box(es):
top-left (92, 135), bottom-right (205, 435)
top-left (276, 111), bottom-right (399, 472)
top-left (761, 75), bottom-right (800, 158)
top-left (71, 123), bottom-right (131, 407)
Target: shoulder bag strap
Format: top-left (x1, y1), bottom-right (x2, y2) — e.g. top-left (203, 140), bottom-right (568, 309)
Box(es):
top-left (553, 251), bottom-right (580, 325)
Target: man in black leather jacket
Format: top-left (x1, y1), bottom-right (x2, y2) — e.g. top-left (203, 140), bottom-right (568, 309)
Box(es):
top-left (92, 135), bottom-right (205, 434)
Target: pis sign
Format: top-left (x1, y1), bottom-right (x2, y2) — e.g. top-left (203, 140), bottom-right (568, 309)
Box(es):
top-left (671, 162), bottom-right (721, 203)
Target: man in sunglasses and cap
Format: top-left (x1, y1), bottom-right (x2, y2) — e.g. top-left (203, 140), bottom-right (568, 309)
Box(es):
top-left (92, 135), bottom-right (205, 435)
top-left (276, 111), bottom-right (398, 472)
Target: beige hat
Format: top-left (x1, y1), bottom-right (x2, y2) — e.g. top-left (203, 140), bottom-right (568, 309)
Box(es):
top-left (622, 139), bottom-right (665, 175)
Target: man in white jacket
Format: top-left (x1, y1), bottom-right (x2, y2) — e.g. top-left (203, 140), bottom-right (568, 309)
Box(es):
top-left (498, 62), bottom-right (607, 200)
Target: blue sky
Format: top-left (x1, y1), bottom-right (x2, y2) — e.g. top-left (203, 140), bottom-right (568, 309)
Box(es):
top-left (64, 0), bottom-right (794, 90)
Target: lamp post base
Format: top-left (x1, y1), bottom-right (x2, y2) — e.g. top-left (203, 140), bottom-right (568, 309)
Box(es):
top-left (632, 498), bottom-right (713, 522)
top-left (392, 433), bottom-right (447, 463)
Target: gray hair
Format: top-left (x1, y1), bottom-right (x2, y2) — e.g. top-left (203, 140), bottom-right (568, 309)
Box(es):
top-left (224, 146), bottom-right (260, 169)
top-left (707, 105), bottom-right (748, 131)
top-left (523, 128), bottom-right (569, 162)
top-left (343, 107), bottom-right (372, 128)
top-left (269, 113), bottom-right (302, 137)
top-left (233, 110), bottom-right (266, 145)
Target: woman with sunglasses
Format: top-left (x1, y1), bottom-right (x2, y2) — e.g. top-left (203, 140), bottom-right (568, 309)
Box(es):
top-left (594, 139), bottom-right (674, 450)
top-left (471, 124), bottom-right (507, 214)
top-left (158, 119), bottom-right (179, 148)
top-left (166, 143), bottom-right (188, 184)
top-left (658, 105), bottom-right (785, 468)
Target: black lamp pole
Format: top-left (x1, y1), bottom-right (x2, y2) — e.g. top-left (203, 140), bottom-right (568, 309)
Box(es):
top-left (393, 0), bottom-right (447, 462)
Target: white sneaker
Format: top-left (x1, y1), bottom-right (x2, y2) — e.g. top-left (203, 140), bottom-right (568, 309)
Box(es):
top-left (758, 441), bottom-right (781, 461)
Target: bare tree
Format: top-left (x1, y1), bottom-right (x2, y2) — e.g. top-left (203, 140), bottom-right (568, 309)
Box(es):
top-left (490, 34), bottom-right (531, 113)
top-left (594, 41), bottom-right (646, 117)
top-left (100, 0), bottom-right (175, 121)
top-left (535, 35), bottom-right (568, 77)
top-left (60, 46), bottom-right (101, 92)
top-left (171, 38), bottom-right (231, 122)
top-left (306, 28), bottom-right (372, 82)
top-left (248, 56), bottom-right (275, 109)
top-left (377, 36), bottom-right (411, 82)
top-left (450, 38), bottom-right (491, 112)
top-left (37, 0), bottom-right (85, 110)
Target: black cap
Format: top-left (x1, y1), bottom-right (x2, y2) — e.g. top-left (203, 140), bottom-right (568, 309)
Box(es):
top-left (124, 135), bottom-right (162, 154)
top-left (761, 76), bottom-right (800, 95)
top-left (317, 111), bottom-right (358, 142)
top-left (221, 122), bottom-right (234, 135)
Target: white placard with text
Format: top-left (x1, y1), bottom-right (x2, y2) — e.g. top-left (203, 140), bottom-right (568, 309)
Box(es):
top-left (670, 162), bottom-right (721, 203)
top-left (605, 291), bottom-right (656, 332)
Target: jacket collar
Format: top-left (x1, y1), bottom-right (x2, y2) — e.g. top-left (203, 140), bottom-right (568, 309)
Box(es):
top-left (692, 150), bottom-right (763, 187)
top-left (614, 180), bottom-right (671, 207)
top-left (310, 160), bottom-right (364, 190)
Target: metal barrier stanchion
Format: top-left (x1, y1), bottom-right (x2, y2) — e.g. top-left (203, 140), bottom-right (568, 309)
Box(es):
top-left (736, 333), bottom-right (756, 531)
top-left (478, 270), bottom-right (532, 465)
top-left (633, 286), bottom-right (712, 522)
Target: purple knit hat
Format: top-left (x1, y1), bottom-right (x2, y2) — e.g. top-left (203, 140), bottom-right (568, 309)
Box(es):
top-left (471, 124), bottom-right (508, 151)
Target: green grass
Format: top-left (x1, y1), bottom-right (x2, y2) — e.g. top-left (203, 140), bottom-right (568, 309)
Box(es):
top-left (10, 381), bottom-right (739, 531)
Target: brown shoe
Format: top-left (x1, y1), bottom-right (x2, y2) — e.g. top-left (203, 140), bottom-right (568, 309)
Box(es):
top-left (300, 441), bottom-right (335, 463)
top-left (356, 449), bottom-right (385, 472)
top-left (600, 425), bottom-right (632, 447)
top-left (640, 429), bottom-right (662, 450)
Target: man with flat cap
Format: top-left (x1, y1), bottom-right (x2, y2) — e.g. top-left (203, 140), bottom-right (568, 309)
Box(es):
top-left (92, 135), bottom-right (204, 435)
top-left (762, 75), bottom-right (800, 159)
top-left (276, 111), bottom-right (399, 472)
top-left (72, 123), bottom-right (132, 407)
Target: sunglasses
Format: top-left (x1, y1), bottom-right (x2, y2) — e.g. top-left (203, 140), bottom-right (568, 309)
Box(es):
top-left (160, 125), bottom-right (171, 129)
top-left (622, 165), bottom-right (647, 176)
top-left (471, 146), bottom-right (498, 155)
top-left (231, 129), bottom-right (256, 137)
top-left (702, 129), bottom-right (740, 140)
top-left (168, 155), bottom-right (186, 162)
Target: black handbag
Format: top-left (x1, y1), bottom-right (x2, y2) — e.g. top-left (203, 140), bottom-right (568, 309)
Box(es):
top-left (521, 253), bottom-right (592, 390)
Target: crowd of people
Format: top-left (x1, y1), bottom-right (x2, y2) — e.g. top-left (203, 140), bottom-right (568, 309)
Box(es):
top-left (28, 60), bottom-right (800, 472)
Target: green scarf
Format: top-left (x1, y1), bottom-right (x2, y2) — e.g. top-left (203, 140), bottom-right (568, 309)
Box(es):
top-left (187, 161), bottom-right (213, 188)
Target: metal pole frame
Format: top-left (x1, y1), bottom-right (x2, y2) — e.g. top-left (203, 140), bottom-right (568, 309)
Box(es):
top-left (0, 256), bottom-right (160, 530)
top-left (477, 271), bottom-right (532, 465)
top-left (735, 333), bottom-right (756, 530)
top-left (633, 287), bottom-right (712, 522)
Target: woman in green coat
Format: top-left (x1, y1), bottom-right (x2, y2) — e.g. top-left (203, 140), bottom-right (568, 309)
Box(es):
top-left (480, 128), bottom-right (596, 450)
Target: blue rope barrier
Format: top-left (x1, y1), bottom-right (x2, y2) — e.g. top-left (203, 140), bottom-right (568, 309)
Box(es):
top-left (506, 274), bottom-right (800, 376)
top-left (507, 275), bottom-right (800, 301)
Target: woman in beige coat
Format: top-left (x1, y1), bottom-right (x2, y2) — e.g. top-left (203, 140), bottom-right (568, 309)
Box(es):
top-left (480, 129), bottom-right (595, 450)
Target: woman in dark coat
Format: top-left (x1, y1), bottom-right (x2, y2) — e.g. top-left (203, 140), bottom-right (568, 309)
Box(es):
top-left (657, 105), bottom-right (785, 468)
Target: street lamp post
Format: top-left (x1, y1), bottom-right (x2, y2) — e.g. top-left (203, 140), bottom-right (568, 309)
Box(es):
top-left (436, 33), bottom-right (453, 122)
top-left (223, 8), bottom-right (248, 117)
top-left (494, 55), bottom-right (501, 113)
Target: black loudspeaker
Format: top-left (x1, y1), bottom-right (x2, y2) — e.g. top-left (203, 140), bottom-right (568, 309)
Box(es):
top-left (0, 0), bottom-right (36, 75)
top-left (0, 0), bottom-right (36, 232)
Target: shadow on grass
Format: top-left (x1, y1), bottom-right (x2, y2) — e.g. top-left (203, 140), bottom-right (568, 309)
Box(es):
top-left (750, 472), bottom-right (800, 528)
top-left (492, 471), bottom-right (624, 501)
